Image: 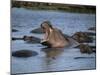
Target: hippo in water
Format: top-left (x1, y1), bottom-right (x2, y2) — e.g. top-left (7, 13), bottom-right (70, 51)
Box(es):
top-left (40, 21), bottom-right (79, 48)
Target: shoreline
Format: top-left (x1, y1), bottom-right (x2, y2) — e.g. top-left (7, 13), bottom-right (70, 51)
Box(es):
top-left (12, 1), bottom-right (96, 14)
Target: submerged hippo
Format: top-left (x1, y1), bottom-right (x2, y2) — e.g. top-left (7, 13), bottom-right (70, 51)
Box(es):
top-left (40, 21), bottom-right (78, 48)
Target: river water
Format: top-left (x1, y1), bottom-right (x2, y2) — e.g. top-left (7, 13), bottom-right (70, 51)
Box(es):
top-left (11, 8), bottom-right (96, 74)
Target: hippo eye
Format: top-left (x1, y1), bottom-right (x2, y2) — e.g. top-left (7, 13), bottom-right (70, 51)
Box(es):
top-left (41, 25), bottom-right (46, 29)
top-left (42, 26), bottom-right (45, 29)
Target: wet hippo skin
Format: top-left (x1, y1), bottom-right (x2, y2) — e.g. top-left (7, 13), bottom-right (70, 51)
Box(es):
top-left (40, 21), bottom-right (69, 48)
top-left (40, 21), bottom-right (79, 48)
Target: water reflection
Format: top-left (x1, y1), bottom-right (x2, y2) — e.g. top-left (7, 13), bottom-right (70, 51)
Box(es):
top-left (41, 47), bottom-right (64, 71)
top-left (42, 47), bottom-right (64, 59)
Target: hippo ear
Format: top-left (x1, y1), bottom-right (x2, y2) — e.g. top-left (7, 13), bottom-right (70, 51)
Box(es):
top-left (42, 21), bottom-right (53, 28)
top-left (43, 21), bottom-right (51, 25)
top-left (49, 24), bottom-right (53, 29)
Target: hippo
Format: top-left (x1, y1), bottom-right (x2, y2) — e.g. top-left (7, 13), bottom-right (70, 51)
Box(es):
top-left (40, 21), bottom-right (79, 48)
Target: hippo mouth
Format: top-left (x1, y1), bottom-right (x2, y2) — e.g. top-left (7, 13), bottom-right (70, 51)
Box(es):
top-left (40, 31), bottom-right (51, 47)
top-left (41, 41), bottom-right (52, 47)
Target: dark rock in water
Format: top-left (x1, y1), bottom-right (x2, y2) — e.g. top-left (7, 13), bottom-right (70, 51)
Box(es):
top-left (30, 27), bottom-right (43, 34)
top-left (12, 36), bottom-right (41, 43)
top-left (72, 32), bottom-right (93, 43)
top-left (89, 45), bottom-right (96, 49)
top-left (79, 44), bottom-right (93, 54)
top-left (23, 35), bottom-right (41, 43)
top-left (12, 37), bottom-right (23, 41)
top-left (92, 49), bottom-right (96, 53)
top-left (88, 27), bottom-right (96, 31)
top-left (89, 45), bottom-right (96, 53)
top-left (84, 32), bottom-right (96, 36)
top-left (12, 50), bottom-right (38, 58)
top-left (12, 29), bottom-right (18, 32)
top-left (74, 57), bottom-right (94, 59)
top-left (74, 44), bottom-right (96, 53)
